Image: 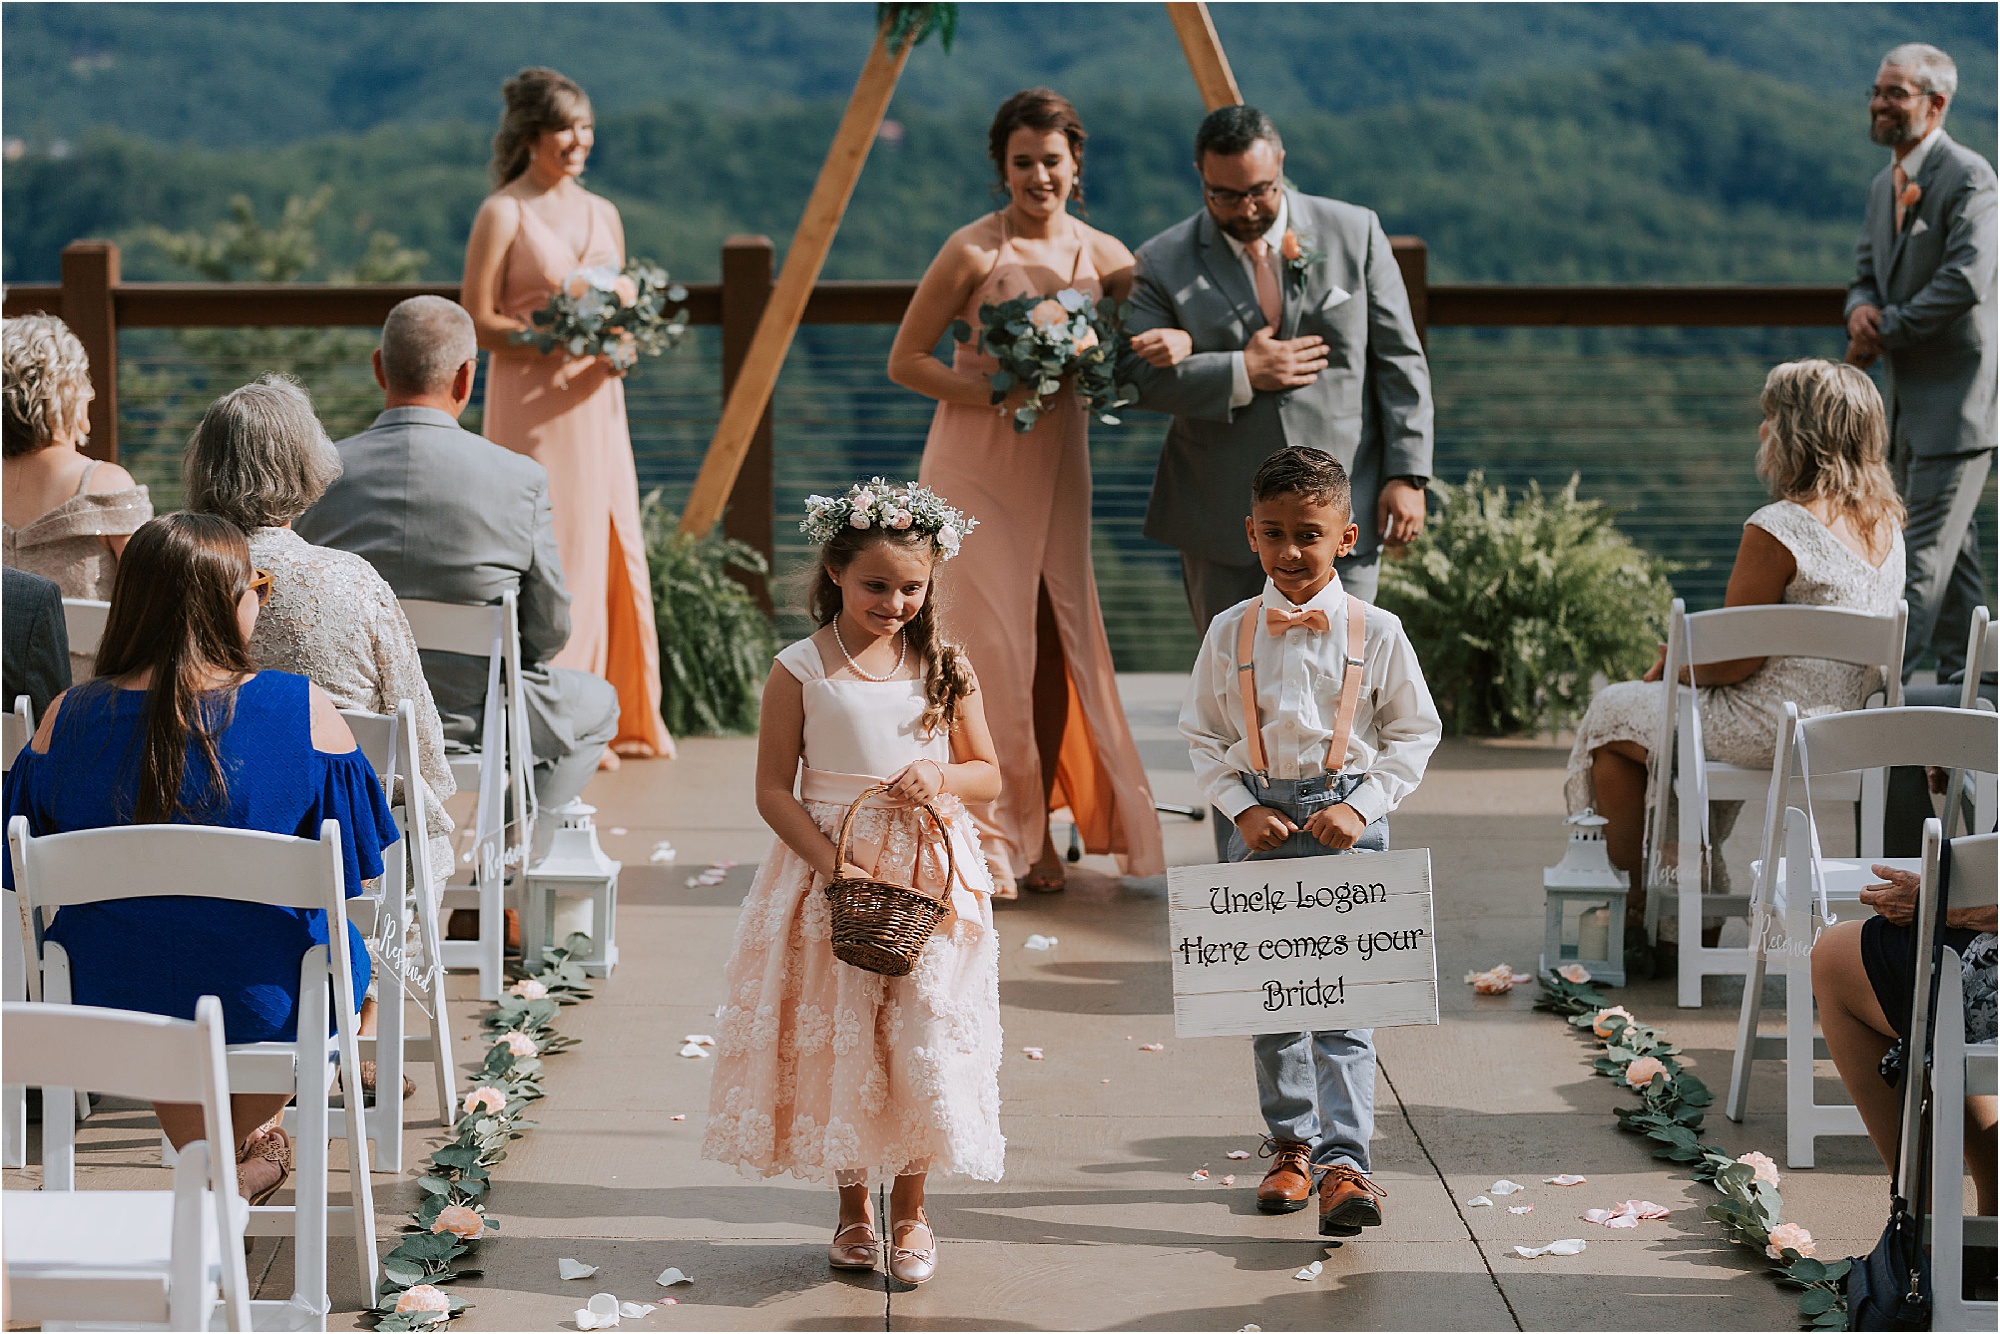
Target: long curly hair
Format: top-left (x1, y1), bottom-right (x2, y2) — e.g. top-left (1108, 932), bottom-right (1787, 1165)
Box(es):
top-left (489, 67), bottom-right (592, 187)
top-left (1757, 358), bottom-right (1904, 551)
top-left (810, 527), bottom-right (974, 738)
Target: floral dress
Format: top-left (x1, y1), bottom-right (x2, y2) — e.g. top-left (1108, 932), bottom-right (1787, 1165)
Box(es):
top-left (702, 637), bottom-right (1004, 1185)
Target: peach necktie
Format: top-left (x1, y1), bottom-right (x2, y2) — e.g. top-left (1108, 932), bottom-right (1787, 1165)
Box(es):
top-left (1894, 162), bottom-right (1911, 232)
top-left (1246, 237), bottom-right (1283, 328)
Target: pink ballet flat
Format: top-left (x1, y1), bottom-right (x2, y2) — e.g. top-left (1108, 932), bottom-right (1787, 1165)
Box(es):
top-left (828, 1220), bottom-right (879, 1271)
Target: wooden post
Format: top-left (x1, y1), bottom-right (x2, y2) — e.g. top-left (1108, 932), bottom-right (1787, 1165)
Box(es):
top-left (1164, 2), bottom-right (1243, 109)
top-left (59, 241), bottom-right (119, 462)
top-left (720, 236), bottom-right (777, 611)
top-left (1391, 237), bottom-right (1429, 346)
top-left (679, 26), bottom-right (915, 538)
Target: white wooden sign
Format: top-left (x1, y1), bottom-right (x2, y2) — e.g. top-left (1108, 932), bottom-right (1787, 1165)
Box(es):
top-left (1168, 849), bottom-right (1438, 1039)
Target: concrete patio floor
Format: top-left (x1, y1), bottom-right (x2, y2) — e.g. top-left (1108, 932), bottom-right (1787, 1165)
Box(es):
top-left (10, 674), bottom-right (1904, 1331)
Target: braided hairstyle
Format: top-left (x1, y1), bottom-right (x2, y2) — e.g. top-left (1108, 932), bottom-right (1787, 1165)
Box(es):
top-left (809, 526), bottom-right (975, 738)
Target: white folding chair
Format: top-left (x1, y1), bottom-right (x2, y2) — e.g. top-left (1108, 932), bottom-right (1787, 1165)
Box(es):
top-left (3, 693), bottom-right (32, 1169)
top-left (1724, 705), bottom-right (1996, 1166)
top-left (3, 997), bottom-right (252, 1331)
top-left (1943, 605), bottom-right (1998, 835)
top-left (1645, 598), bottom-right (1906, 1007)
top-left (10, 817), bottom-right (379, 1324)
top-left (1914, 825), bottom-right (1997, 1330)
top-left (401, 592), bottom-right (535, 1001)
top-left (61, 596), bottom-right (110, 661)
top-left (339, 701), bottom-right (457, 1173)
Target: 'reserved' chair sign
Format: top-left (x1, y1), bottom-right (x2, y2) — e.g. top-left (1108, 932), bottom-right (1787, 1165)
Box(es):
top-left (1168, 849), bottom-right (1438, 1039)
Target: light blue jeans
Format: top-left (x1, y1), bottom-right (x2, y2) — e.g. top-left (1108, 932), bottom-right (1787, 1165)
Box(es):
top-left (1229, 771), bottom-right (1387, 1172)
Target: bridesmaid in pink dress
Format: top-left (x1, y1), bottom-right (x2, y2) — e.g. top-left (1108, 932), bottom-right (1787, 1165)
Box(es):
top-left (889, 90), bottom-right (1165, 893)
top-left (462, 67), bottom-right (672, 762)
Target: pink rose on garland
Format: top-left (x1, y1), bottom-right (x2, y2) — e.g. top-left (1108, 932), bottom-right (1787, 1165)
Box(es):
top-left (1592, 1006), bottom-right (1634, 1038)
top-left (1735, 1150), bottom-right (1781, 1188)
top-left (463, 1086), bottom-right (506, 1117)
top-left (1623, 1055), bottom-right (1668, 1089)
top-left (432, 1204), bottom-right (486, 1239)
top-left (395, 1284), bottom-right (452, 1316)
top-left (1766, 1222), bottom-right (1816, 1259)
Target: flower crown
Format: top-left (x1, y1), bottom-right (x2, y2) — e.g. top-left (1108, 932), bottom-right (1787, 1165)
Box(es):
top-left (800, 478), bottom-right (979, 560)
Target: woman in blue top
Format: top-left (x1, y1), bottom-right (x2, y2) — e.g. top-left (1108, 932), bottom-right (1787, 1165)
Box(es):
top-left (4, 512), bottom-right (399, 1202)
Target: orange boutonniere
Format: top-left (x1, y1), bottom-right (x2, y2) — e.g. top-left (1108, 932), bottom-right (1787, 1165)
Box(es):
top-left (1899, 182), bottom-right (1923, 211)
top-left (1279, 228), bottom-right (1322, 276)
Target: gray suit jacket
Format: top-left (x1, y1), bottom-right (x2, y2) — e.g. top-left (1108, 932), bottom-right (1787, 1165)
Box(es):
top-left (3, 567), bottom-right (70, 717)
top-left (1846, 131), bottom-right (1998, 459)
top-left (296, 406), bottom-right (580, 754)
top-left (1119, 192), bottom-right (1433, 565)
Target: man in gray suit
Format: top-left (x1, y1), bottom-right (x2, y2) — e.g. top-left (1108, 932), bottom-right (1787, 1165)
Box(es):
top-left (1120, 105), bottom-right (1434, 623)
top-left (297, 296), bottom-right (619, 813)
top-left (1845, 42), bottom-right (1997, 680)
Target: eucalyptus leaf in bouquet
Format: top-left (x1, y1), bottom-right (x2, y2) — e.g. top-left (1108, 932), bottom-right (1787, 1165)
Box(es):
top-left (511, 259), bottom-right (690, 370)
top-left (951, 287), bottom-right (1138, 434)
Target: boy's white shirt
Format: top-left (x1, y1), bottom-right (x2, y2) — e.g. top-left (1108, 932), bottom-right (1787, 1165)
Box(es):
top-left (1180, 573), bottom-right (1443, 827)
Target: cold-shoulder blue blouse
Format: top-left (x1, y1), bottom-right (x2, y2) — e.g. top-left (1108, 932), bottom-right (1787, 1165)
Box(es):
top-left (3, 671), bottom-right (398, 1043)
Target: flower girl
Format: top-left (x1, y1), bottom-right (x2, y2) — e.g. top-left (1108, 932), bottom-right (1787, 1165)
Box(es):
top-left (703, 479), bottom-right (1004, 1285)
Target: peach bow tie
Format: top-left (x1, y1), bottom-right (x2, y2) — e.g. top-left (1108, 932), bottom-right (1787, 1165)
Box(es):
top-left (1265, 606), bottom-right (1330, 634)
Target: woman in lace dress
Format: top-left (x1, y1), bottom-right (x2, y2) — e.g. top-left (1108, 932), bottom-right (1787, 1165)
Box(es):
top-left (703, 481), bottom-right (1003, 1287)
top-left (2, 314), bottom-right (152, 680)
top-left (1568, 359), bottom-right (1906, 934)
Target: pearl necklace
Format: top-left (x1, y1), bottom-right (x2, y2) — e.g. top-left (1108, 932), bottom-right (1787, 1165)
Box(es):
top-left (833, 619), bottom-right (907, 682)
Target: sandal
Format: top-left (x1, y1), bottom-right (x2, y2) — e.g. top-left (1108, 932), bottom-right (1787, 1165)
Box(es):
top-left (236, 1124), bottom-right (293, 1207)
top-left (1021, 861), bottom-right (1066, 895)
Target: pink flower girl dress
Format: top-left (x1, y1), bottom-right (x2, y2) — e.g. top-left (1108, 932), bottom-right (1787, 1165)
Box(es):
top-left (702, 636), bottom-right (1005, 1185)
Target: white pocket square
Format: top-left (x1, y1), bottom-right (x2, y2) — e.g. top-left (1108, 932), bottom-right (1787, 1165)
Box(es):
top-left (1910, 218), bottom-right (1931, 237)
top-left (1319, 285), bottom-right (1353, 312)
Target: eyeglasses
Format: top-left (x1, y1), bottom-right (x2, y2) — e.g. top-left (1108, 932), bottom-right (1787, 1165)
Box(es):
top-left (247, 569), bottom-right (273, 605)
top-left (1868, 84), bottom-right (1934, 103)
top-left (1201, 179), bottom-right (1283, 208)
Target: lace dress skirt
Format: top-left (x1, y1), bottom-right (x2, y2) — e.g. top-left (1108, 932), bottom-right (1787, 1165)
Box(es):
top-left (702, 793), bottom-right (1004, 1185)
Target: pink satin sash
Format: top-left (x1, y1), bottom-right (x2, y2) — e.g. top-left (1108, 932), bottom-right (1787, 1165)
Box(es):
top-left (799, 767), bottom-right (989, 925)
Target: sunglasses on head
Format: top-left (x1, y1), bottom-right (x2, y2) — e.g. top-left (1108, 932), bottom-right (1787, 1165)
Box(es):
top-left (247, 569), bottom-right (273, 605)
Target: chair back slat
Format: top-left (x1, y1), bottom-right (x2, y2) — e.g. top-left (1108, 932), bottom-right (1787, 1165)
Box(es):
top-left (3, 998), bottom-right (225, 1106)
top-left (1946, 831), bottom-right (1998, 910)
top-left (400, 599), bottom-right (506, 658)
top-left (1795, 707), bottom-right (1998, 779)
top-left (9, 817), bottom-right (346, 914)
top-left (1683, 602), bottom-right (1905, 686)
top-left (1, 696), bottom-right (31, 773)
top-left (59, 599), bottom-right (110, 659)
top-left (339, 709), bottom-right (403, 788)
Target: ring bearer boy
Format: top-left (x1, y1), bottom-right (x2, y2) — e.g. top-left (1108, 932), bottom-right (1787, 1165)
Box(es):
top-left (1180, 446), bottom-right (1442, 1237)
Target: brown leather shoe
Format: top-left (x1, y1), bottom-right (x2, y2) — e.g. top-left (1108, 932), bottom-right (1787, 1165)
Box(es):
top-left (1256, 1139), bottom-right (1315, 1214)
top-left (445, 907), bottom-right (522, 951)
top-left (1318, 1164), bottom-right (1387, 1237)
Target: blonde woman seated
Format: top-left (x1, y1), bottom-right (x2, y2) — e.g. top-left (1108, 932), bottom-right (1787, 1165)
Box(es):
top-left (184, 376), bottom-right (456, 1095)
top-left (1566, 359), bottom-right (1907, 941)
top-left (2, 314), bottom-right (152, 678)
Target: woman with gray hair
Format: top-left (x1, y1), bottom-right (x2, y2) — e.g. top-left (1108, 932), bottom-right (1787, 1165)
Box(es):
top-left (3, 313), bottom-right (153, 678)
top-left (183, 373), bottom-right (457, 914)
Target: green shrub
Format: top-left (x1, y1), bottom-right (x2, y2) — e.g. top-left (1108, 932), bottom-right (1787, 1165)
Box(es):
top-left (644, 493), bottom-right (777, 737)
top-left (1379, 471), bottom-right (1675, 736)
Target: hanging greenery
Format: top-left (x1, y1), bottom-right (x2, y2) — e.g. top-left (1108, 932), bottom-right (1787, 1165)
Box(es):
top-left (1534, 968), bottom-right (1849, 1328)
top-left (1380, 472), bottom-right (1676, 736)
top-left (877, 2), bottom-right (957, 55)
top-left (644, 492), bottom-right (777, 737)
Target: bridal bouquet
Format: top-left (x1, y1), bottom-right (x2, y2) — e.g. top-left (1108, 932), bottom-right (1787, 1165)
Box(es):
top-left (952, 288), bottom-right (1138, 434)
top-left (512, 259), bottom-right (690, 370)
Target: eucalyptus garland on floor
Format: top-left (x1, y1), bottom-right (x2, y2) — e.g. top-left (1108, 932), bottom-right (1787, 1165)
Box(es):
top-left (368, 932), bottom-right (595, 1330)
top-left (1535, 969), bottom-right (1848, 1329)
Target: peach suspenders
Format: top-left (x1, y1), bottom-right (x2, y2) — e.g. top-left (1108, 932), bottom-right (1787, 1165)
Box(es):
top-left (1236, 595), bottom-right (1366, 779)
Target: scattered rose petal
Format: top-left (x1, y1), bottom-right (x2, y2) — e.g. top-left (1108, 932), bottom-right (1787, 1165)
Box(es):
top-left (1023, 934), bottom-right (1058, 950)
top-left (1100, 1078), bottom-right (1110, 1083)
top-left (576, 1293), bottom-right (622, 1330)
top-left (1582, 1208), bottom-right (1636, 1229)
top-left (1509, 1204), bottom-right (1534, 1215)
top-left (619, 1302), bottom-right (655, 1319)
top-left (1489, 1179), bottom-right (1526, 1195)
top-left (684, 1034), bottom-right (715, 1046)
top-left (1190, 1168), bottom-right (1210, 1180)
top-left (1466, 1195), bottom-right (1494, 1208)
top-left (608, 826), bottom-right (628, 836)
top-left (1513, 1238), bottom-right (1587, 1258)
top-left (1239, 1326), bottom-right (1261, 1332)
top-left (1544, 1175), bottom-right (1588, 1187)
top-left (661, 1298), bottom-right (678, 1306)
top-left (656, 1267), bottom-right (692, 1287)
top-left (1227, 1149), bottom-right (1252, 1160)
top-left (1221, 1174), bottom-right (1236, 1187)
top-left (1022, 1046), bottom-right (1045, 1060)
top-left (1293, 1261), bottom-right (1323, 1280)
top-left (678, 1042), bottom-right (709, 1058)
top-left (1557, 963), bottom-right (1592, 983)
top-left (649, 842), bottom-right (677, 865)
top-left (1139, 1043), bottom-right (1164, 1052)
top-left (1466, 963), bottom-right (1533, 994)
top-left (559, 1258), bottom-right (599, 1280)
top-left (670, 1114), bottom-right (686, 1121)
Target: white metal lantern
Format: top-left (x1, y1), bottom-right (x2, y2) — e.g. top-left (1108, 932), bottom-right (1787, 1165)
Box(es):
top-left (1541, 809), bottom-right (1630, 987)
top-left (522, 799), bottom-right (621, 977)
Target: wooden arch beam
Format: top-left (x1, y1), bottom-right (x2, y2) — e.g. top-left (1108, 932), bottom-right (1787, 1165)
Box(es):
top-left (1164, 2), bottom-right (1243, 110)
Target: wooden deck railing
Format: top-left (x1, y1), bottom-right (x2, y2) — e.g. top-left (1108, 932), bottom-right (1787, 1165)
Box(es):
top-left (3, 236), bottom-right (1848, 570)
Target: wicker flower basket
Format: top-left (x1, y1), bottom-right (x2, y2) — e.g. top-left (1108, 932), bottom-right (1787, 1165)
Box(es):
top-left (824, 781), bottom-right (954, 977)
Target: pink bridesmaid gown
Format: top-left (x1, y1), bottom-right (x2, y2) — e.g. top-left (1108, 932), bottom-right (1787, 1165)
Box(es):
top-left (918, 215), bottom-right (1165, 882)
top-left (481, 191), bottom-right (674, 758)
